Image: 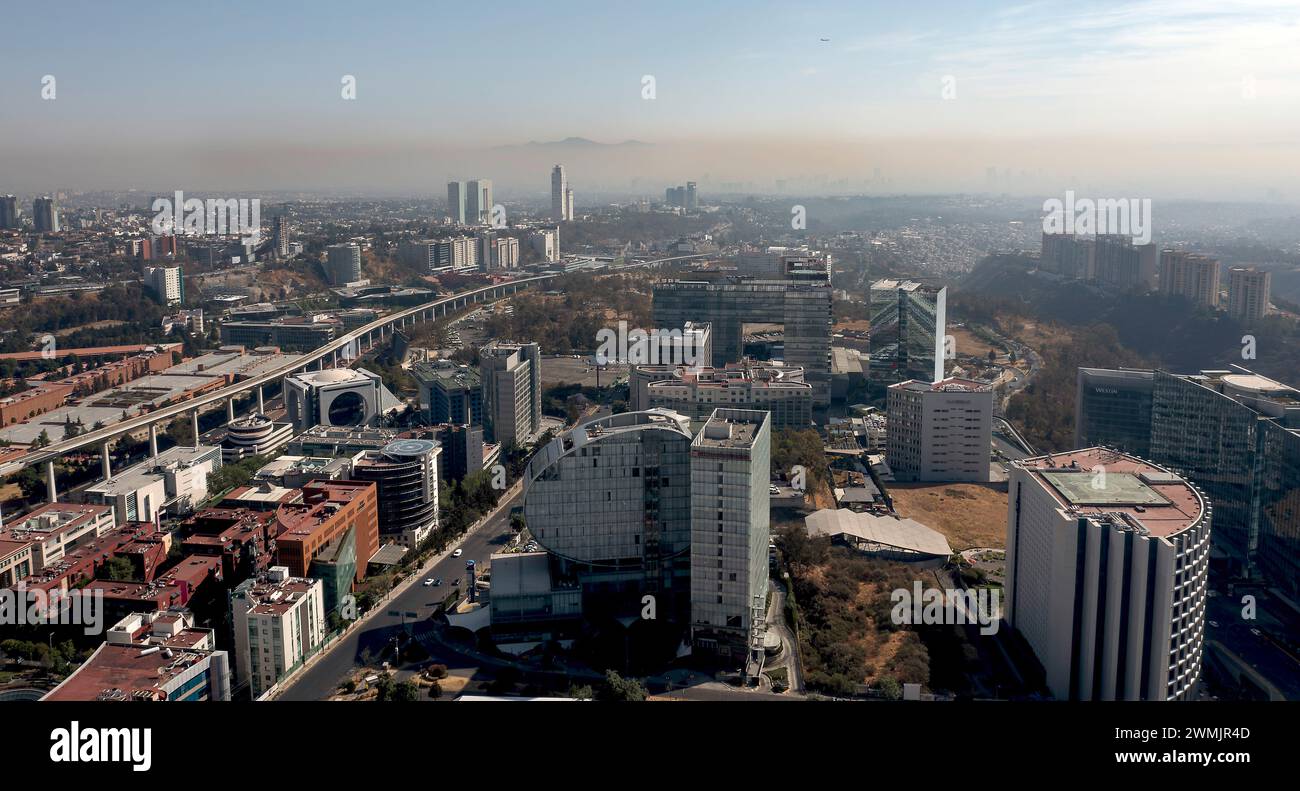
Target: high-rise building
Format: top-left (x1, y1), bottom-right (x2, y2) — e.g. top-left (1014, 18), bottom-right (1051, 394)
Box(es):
top-left (446, 181), bottom-right (467, 225)
top-left (411, 360), bottom-right (483, 425)
top-left (145, 265), bottom-right (184, 305)
top-left (1039, 233), bottom-right (1092, 280)
top-left (1074, 365), bottom-right (1300, 593)
top-left (1074, 367), bottom-right (1155, 459)
top-left (1159, 250), bottom-right (1220, 308)
top-left (653, 276), bottom-right (834, 405)
top-left (350, 439), bottom-right (440, 549)
top-left (231, 567), bottom-right (326, 699)
top-left (529, 227), bottom-right (560, 262)
top-left (685, 182), bottom-right (698, 211)
top-left (1091, 235), bottom-right (1149, 292)
top-left (551, 165), bottom-right (574, 221)
top-left (271, 215), bottom-right (290, 259)
top-left (1226, 266), bottom-right (1271, 321)
top-left (886, 377), bottom-right (993, 482)
top-left (466, 179), bottom-right (493, 225)
top-left (480, 341), bottom-right (541, 446)
top-left (688, 409), bottom-right (771, 666)
top-left (325, 243), bottom-right (362, 285)
top-left (0, 195), bottom-right (18, 229)
top-left (868, 279), bottom-right (946, 399)
top-left (475, 230), bottom-right (519, 271)
top-left (522, 410), bottom-right (695, 634)
top-left (33, 196), bottom-right (59, 233)
top-left (1004, 447), bottom-right (1210, 701)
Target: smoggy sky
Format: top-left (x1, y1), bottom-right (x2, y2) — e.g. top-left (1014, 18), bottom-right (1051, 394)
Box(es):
top-left (2, 0), bottom-right (1299, 200)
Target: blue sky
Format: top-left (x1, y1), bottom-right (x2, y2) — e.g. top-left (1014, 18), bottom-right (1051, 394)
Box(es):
top-left (2, 0), bottom-right (1298, 196)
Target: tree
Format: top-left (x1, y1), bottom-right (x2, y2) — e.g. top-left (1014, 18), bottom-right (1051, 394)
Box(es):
top-left (596, 670), bottom-right (647, 702)
top-left (878, 675), bottom-right (903, 701)
top-left (100, 556), bottom-right (136, 581)
top-left (568, 684), bottom-right (594, 700)
top-left (34, 429), bottom-right (51, 448)
top-left (390, 680), bottom-right (420, 702)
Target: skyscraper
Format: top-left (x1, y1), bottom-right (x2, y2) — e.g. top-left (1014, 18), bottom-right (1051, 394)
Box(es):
top-left (145, 265), bottom-right (184, 305)
top-left (479, 341), bottom-right (541, 446)
top-left (270, 214), bottom-right (290, 259)
top-left (1226, 266), bottom-right (1271, 321)
top-left (653, 276), bottom-right (834, 405)
top-left (446, 181), bottom-right (467, 225)
top-left (466, 179), bottom-right (493, 225)
top-left (868, 279), bottom-right (947, 398)
top-left (33, 196), bottom-right (59, 233)
top-left (1075, 364), bottom-right (1300, 592)
top-left (0, 195), bottom-right (18, 229)
top-left (551, 165), bottom-right (573, 221)
top-left (689, 408), bottom-right (771, 665)
top-left (1159, 250), bottom-right (1220, 308)
top-left (685, 181), bottom-right (698, 210)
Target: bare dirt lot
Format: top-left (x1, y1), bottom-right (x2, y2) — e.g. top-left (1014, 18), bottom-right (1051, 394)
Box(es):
top-left (886, 482), bottom-right (1009, 551)
top-left (540, 355), bottom-right (629, 389)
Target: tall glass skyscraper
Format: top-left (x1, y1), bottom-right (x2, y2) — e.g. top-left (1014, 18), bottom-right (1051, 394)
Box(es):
top-left (1076, 365), bottom-right (1300, 593)
top-left (868, 279), bottom-right (946, 399)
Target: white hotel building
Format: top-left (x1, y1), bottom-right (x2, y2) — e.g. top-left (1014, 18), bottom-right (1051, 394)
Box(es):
top-left (1004, 447), bottom-right (1211, 701)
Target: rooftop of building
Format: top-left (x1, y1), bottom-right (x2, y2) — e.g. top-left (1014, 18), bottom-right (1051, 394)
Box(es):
top-left (289, 367), bottom-right (379, 387)
top-left (806, 508), bottom-right (952, 557)
top-left (42, 637), bottom-right (220, 702)
top-left (235, 570), bottom-right (318, 616)
top-left (1017, 447), bottom-right (1206, 539)
top-left (891, 376), bottom-right (992, 393)
top-left (86, 445), bottom-right (221, 496)
top-left (692, 408), bottom-right (768, 449)
top-left (410, 359), bottom-right (481, 386)
top-left (0, 502), bottom-right (111, 541)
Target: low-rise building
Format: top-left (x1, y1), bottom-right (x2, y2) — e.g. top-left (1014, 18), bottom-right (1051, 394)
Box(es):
top-left (85, 444), bottom-right (223, 525)
top-left (43, 609), bottom-right (231, 701)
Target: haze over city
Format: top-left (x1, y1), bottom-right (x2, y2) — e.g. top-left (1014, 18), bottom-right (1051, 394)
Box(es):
top-left (3, 0), bottom-right (1300, 199)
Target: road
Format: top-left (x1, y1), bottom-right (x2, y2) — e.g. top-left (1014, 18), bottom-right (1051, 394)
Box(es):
top-left (277, 486), bottom-right (523, 701)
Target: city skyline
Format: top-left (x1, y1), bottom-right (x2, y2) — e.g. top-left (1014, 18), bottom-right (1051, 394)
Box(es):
top-left (2, 1), bottom-right (1300, 199)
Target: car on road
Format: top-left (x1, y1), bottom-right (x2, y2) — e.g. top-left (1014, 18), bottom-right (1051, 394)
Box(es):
top-left (423, 578), bottom-right (435, 586)
top-left (432, 578), bottom-right (442, 586)
top-left (1250, 628), bottom-right (1263, 637)
top-left (452, 548), bottom-right (463, 558)
top-left (452, 578), bottom-right (461, 586)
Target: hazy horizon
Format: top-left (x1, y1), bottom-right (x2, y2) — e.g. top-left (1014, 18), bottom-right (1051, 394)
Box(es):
top-left (4, 0), bottom-right (1300, 201)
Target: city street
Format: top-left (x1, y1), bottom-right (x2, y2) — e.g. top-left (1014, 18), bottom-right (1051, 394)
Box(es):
top-left (277, 486), bottom-right (523, 700)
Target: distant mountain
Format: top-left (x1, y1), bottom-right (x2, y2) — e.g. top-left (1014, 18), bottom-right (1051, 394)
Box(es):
top-left (491, 137), bottom-right (652, 151)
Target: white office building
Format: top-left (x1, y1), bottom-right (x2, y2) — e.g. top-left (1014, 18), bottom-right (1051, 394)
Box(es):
top-left (1004, 448), bottom-right (1211, 701)
top-left (689, 408), bottom-right (771, 666)
top-left (231, 567), bottom-right (326, 699)
top-left (146, 265), bottom-right (184, 305)
top-left (886, 377), bottom-right (993, 482)
top-left (86, 444), bottom-right (223, 524)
